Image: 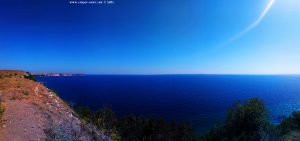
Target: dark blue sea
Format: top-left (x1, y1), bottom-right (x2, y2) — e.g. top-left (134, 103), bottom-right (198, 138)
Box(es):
top-left (36, 75), bottom-right (300, 133)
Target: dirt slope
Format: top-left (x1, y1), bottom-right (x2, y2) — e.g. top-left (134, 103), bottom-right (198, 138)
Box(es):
top-left (0, 70), bottom-right (111, 141)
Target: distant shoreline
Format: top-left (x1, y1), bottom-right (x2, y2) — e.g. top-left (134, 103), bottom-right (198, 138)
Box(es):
top-left (32, 73), bottom-right (85, 77)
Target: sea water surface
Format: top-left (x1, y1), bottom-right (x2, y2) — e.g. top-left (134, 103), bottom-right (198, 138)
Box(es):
top-left (36, 75), bottom-right (300, 133)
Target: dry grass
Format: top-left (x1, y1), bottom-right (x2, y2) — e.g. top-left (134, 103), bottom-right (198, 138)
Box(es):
top-left (0, 78), bottom-right (34, 101)
top-left (0, 70), bottom-right (28, 78)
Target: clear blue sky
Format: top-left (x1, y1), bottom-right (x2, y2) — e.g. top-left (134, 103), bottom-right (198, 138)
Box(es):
top-left (0, 0), bottom-right (299, 74)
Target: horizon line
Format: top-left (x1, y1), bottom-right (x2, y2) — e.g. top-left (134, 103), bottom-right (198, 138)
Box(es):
top-left (3, 70), bottom-right (300, 76)
top-left (36, 73), bottom-right (300, 76)
top-left (86, 73), bottom-right (300, 75)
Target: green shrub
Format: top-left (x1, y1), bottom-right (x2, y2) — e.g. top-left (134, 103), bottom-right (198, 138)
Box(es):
top-left (24, 74), bottom-right (36, 81)
top-left (49, 89), bottom-right (58, 95)
top-left (76, 107), bottom-right (120, 140)
top-left (75, 106), bottom-right (92, 122)
top-left (201, 98), bottom-right (270, 141)
top-left (278, 111), bottom-right (300, 136)
top-left (92, 108), bottom-right (121, 140)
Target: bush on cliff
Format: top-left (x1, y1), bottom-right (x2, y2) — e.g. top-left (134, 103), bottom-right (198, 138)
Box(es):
top-left (24, 74), bottom-right (36, 81)
top-left (75, 98), bottom-right (300, 141)
top-left (75, 106), bottom-right (92, 122)
top-left (201, 98), bottom-right (271, 141)
top-left (277, 111), bottom-right (300, 137)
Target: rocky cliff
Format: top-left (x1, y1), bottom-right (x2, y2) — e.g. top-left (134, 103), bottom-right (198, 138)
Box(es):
top-left (0, 70), bottom-right (110, 141)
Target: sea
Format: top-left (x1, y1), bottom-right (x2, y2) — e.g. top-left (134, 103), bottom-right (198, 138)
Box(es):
top-left (36, 75), bottom-right (300, 133)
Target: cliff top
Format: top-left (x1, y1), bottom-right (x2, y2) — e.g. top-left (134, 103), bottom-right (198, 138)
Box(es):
top-left (0, 70), bottom-right (108, 141)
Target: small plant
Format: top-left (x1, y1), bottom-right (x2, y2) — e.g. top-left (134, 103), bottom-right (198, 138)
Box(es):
top-left (24, 74), bottom-right (36, 81)
top-left (10, 96), bottom-right (17, 101)
top-left (50, 89), bottom-right (58, 95)
top-left (75, 106), bottom-right (92, 122)
top-left (0, 103), bottom-right (5, 119)
top-left (23, 90), bottom-right (29, 96)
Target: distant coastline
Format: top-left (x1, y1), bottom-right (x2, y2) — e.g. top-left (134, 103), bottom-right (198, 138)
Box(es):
top-left (32, 73), bottom-right (85, 77)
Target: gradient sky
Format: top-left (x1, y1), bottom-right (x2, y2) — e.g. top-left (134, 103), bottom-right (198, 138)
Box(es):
top-left (0, 0), bottom-right (300, 74)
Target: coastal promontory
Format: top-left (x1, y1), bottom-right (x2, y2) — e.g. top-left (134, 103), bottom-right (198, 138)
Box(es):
top-left (0, 70), bottom-right (109, 141)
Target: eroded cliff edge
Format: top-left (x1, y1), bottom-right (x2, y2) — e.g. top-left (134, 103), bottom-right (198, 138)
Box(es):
top-left (0, 70), bottom-right (110, 141)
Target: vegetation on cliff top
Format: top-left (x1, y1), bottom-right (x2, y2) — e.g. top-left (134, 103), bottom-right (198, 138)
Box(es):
top-left (76, 106), bottom-right (198, 141)
top-left (24, 74), bottom-right (36, 81)
top-left (76, 98), bottom-right (300, 141)
top-left (201, 98), bottom-right (300, 141)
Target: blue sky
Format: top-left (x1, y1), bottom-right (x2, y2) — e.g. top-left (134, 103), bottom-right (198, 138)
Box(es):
top-left (0, 0), bottom-right (300, 74)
